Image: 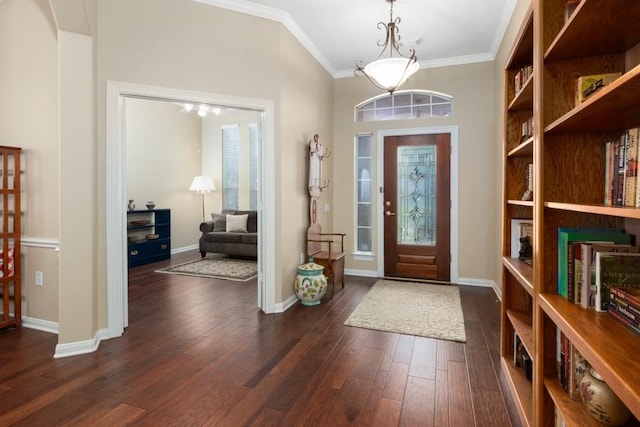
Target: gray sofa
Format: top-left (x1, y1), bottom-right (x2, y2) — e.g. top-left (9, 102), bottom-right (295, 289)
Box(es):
top-left (199, 209), bottom-right (258, 258)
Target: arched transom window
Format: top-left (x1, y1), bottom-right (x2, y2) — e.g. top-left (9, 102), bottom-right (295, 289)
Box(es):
top-left (355, 90), bottom-right (452, 122)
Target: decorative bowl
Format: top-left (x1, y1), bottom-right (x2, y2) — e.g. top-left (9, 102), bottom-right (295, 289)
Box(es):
top-left (127, 236), bottom-right (139, 244)
top-left (129, 220), bottom-right (150, 225)
top-left (146, 233), bottom-right (159, 240)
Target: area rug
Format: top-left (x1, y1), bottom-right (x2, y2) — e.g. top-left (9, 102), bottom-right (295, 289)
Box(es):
top-left (344, 279), bottom-right (466, 342)
top-left (155, 257), bottom-right (257, 282)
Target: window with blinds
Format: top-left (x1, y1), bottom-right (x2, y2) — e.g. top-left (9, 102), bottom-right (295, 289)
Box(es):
top-left (249, 123), bottom-right (258, 210)
top-left (222, 124), bottom-right (239, 210)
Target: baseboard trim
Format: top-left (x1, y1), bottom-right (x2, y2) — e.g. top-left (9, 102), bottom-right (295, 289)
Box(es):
top-left (22, 316), bottom-right (59, 334)
top-left (172, 244), bottom-right (198, 255)
top-left (458, 277), bottom-right (501, 299)
top-left (53, 328), bottom-right (110, 359)
top-left (345, 268), bottom-right (378, 277)
top-left (274, 294), bottom-right (298, 313)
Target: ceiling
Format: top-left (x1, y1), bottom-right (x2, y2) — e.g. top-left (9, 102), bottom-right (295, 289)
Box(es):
top-left (196, 0), bottom-right (517, 78)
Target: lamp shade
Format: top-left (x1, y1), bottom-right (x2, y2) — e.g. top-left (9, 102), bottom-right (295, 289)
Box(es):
top-left (364, 57), bottom-right (420, 92)
top-left (189, 176), bottom-right (216, 193)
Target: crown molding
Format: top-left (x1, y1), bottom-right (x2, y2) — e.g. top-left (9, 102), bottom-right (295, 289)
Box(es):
top-left (194, 0), bottom-right (336, 76)
top-left (488, 0), bottom-right (519, 60)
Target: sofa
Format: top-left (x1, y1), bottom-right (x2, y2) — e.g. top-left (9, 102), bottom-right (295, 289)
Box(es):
top-left (199, 209), bottom-right (258, 258)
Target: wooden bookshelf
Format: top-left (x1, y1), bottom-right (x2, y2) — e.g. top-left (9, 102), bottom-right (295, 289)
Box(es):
top-left (501, 0), bottom-right (640, 425)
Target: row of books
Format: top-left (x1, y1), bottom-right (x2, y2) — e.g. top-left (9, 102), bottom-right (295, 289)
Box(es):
top-left (609, 285), bottom-right (640, 335)
top-left (514, 65), bottom-right (533, 94)
top-left (521, 116), bottom-right (533, 141)
top-left (514, 332), bottom-right (532, 381)
top-left (556, 330), bottom-right (585, 401)
top-left (604, 128), bottom-right (640, 207)
top-left (558, 227), bottom-right (638, 310)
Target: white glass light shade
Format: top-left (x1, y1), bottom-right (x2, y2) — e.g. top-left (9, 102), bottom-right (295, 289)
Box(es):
top-left (189, 176), bottom-right (216, 193)
top-left (364, 57), bottom-right (420, 91)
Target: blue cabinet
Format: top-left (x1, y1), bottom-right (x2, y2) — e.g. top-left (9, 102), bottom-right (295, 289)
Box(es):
top-left (127, 209), bottom-right (171, 268)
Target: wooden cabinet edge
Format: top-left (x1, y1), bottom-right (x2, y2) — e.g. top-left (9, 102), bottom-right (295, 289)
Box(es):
top-left (545, 202), bottom-right (640, 219)
top-left (503, 257), bottom-right (534, 296)
top-left (501, 356), bottom-right (533, 427)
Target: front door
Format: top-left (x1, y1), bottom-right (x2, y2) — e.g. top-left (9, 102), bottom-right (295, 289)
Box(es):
top-left (383, 134), bottom-right (451, 281)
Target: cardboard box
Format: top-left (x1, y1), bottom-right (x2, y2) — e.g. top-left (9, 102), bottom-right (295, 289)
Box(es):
top-left (575, 72), bottom-right (621, 105)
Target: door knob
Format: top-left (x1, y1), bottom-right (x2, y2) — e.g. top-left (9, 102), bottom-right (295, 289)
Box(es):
top-left (385, 200), bottom-right (391, 207)
top-left (385, 210), bottom-right (396, 216)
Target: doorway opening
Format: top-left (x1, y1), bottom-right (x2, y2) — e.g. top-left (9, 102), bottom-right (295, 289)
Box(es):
top-left (376, 126), bottom-right (459, 283)
top-left (105, 82), bottom-right (276, 339)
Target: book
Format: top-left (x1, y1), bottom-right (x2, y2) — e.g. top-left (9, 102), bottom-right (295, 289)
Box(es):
top-left (625, 129), bottom-right (638, 206)
top-left (581, 244), bottom-right (638, 309)
top-left (609, 297), bottom-right (640, 326)
top-left (607, 303), bottom-right (640, 335)
top-left (611, 285), bottom-right (640, 308)
top-left (595, 252), bottom-right (640, 312)
top-left (558, 228), bottom-right (630, 299)
top-left (610, 287), bottom-right (640, 320)
top-left (575, 72), bottom-right (621, 105)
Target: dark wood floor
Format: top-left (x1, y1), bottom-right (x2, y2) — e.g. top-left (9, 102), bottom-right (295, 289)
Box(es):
top-left (0, 251), bottom-right (520, 426)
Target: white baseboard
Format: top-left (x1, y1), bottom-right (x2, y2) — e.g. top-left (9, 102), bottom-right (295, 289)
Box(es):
top-left (274, 294), bottom-right (298, 313)
top-left (172, 244), bottom-right (198, 254)
top-left (345, 268), bottom-right (378, 277)
top-left (53, 328), bottom-right (110, 359)
top-left (22, 316), bottom-right (58, 334)
top-left (458, 277), bottom-right (501, 299)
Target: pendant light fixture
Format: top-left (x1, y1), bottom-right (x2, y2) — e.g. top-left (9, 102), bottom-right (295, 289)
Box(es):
top-left (355, 0), bottom-right (420, 94)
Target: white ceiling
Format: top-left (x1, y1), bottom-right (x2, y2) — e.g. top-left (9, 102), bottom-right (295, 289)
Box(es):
top-left (196, 0), bottom-right (517, 78)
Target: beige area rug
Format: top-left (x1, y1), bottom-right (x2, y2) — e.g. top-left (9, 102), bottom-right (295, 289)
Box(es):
top-left (155, 257), bottom-right (257, 282)
top-left (344, 279), bottom-right (466, 342)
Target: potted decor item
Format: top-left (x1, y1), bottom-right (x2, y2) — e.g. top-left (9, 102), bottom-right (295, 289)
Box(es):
top-left (580, 368), bottom-right (632, 426)
top-left (128, 200), bottom-right (135, 211)
top-left (294, 259), bottom-right (327, 306)
top-left (146, 201), bottom-right (156, 210)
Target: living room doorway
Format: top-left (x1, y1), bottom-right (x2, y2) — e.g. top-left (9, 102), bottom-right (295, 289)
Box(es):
top-left (106, 82), bottom-right (276, 338)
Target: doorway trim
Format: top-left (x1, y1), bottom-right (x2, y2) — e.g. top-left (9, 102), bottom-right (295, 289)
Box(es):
top-left (376, 126), bottom-right (459, 282)
top-left (106, 81), bottom-right (276, 338)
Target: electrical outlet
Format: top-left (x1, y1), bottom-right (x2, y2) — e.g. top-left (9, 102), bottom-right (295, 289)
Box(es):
top-left (35, 271), bottom-right (43, 287)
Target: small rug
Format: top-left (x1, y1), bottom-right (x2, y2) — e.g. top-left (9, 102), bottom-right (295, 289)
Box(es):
top-left (155, 257), bottom-right (257, 282)
top-left (344, 279), bottom-right (466, 342)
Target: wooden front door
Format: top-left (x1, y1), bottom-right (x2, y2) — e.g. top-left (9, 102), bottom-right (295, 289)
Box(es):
top-left (383, 134), bottom-right (451, 281)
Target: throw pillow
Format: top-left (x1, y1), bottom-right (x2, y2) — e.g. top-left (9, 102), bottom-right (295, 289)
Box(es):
top-left (211, 213), bottom-right (226, 232)
top-left (226, 214), bottom-right (248, 233)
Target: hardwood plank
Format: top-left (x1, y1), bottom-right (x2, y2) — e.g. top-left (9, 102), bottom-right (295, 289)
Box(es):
top-left (399, 376), bottom-right (435, 427)
top-left (356, 369), bottom-right (390, 427)
top-left (448, 361), bottom-right (475, 426)
top-left (471, 388), bottom-right (512, 427)
top-left (61, 403), bottom-right (146, 427)
top-left (408, 337), bottom-right (437, 380)
top-left (350, 347), bottom-right (384, 381)
top-left (244, 407), bottom-right (286, 427)
top-left (393, 334), bottom-right (415, 364)
top-left (434, 368), bottom-right (450, 427)
top-left (372, 398), bottom-right (402, 427)
top-left (382, 361), bottom-right (409, 401)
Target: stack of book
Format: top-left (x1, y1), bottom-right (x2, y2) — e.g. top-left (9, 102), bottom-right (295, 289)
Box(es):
top-left (609, 286), bottom-right (640, 335)
top-left (604, 128), bottom-right (639, 207)
top-left (514, 65), bottom-right (533, 94)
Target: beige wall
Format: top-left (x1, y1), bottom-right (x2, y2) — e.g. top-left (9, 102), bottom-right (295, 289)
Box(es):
top-left (0, 0), bottom-right (60, 323)
top-left (334, 61), bottom-right (498, 282)
top-left (493, 0), bottom-right (533, 291)
top-left (125, 98), bottom-right (202, 250)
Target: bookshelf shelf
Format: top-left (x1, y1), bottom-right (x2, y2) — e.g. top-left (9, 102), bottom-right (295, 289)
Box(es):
top-left (545, 379), bottom-right (601, 427)
top-left (539, 293), bottom-right (640, 419)
top-left (508, 75), bottom-right (534, 112)
top-left (545, 202), bottom-right (640, 219)
top-left (507, 309), bottom-right (533, 356)
top-left (501, 357), bottom-right (533, 427)
top-left (507, 137), bottom-right (534, 158)
top-left (507, 200), bottom-right (534, 208)
top-left (544, 0), bottom-right (640, 61)
top-left (502, 257), bottom-right (534, 296)
top-left (544, 65), bottom-right (640, 134)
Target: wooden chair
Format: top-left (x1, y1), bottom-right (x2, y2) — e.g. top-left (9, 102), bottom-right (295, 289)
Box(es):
top-left (306, 223), bottom-right (346, 298)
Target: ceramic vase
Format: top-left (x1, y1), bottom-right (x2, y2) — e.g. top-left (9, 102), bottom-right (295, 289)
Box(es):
top-left (146, 201), bottom-right (156, 210)
top-left (294, 261), bottom-right (327, 306)
top-left (128, 200), bottom-right (135, 211)
top-left (580, 368), bottom-right (631, 426)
